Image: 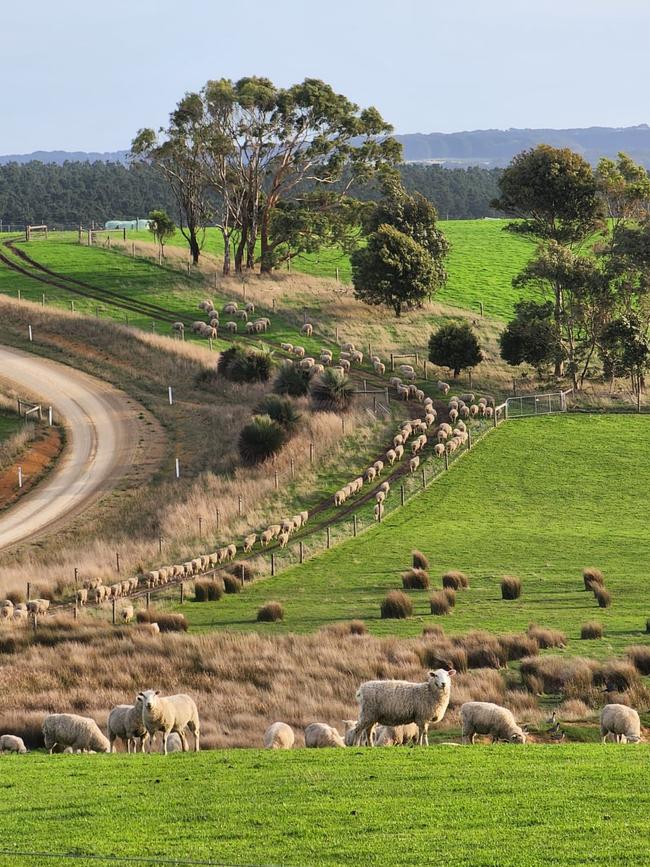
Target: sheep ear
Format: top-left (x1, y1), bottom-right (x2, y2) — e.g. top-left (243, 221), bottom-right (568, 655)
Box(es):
top-left (154, 690), bottom-right (160, 695)
top-left (447, 669), bottom-right (457, 677)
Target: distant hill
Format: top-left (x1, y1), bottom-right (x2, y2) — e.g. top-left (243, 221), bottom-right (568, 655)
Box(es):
top-left (0, 150), bottom-right (129, 166)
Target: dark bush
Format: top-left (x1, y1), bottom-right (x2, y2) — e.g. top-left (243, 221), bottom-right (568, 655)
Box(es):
top-left (223, 574), bottom-right (242, 594)
top-left (226, 562), bottom-right (257, 583)
top-left (583, 567), bottom-right (604, 591)
top-left (417, 640), bottom-right (467, 674)
top-left (256, 601), bottom-right (284, 622)
top-left (35, 587), bottom-right (55, 602)
top-left (527, 623), bottom-right (566, 649)
top-left (520, 656), bottom-right (600, 696)
top-left (594, 587), bottom-right (611, 608)
top-left (422, 624), bottom-right (445, 638)
top-left (5, 590), bottom-right (25, 605)
top-left (599, 661), bottom-right (640, 693)
top-left (442, 570), bottom-right (469, 590)
top-left (310, 368), bottom-right (354, 412)
top-left (194, 580), bottom-right (223, 602)
top-left (501, 575), bottom-right (522, 600)
top-left (238, 415), bottom-right (287, 465)
top-left (380, 590), bottom-right (413, 619)
top-left (218, 346), bottom-right (273, 383)
top-left (580, 622), bottom-right (603, 640)
top-left (443, 588), bottom-right (457, 607)
top-left (0, 635), bottom-right (18, 654)
top-left (412, 549), bottom-right (429, 570)
top-left (458, 631), bottom-right (505, 669)
top-left (255, 394), bottom-right (301, 431)
top-left (401, 568), bottom-right (430, 590)
top-left (626, 646), bottom-right (650, 676)
top-left (498, 632), bottom-right (539, 661)
top-left (273, 362), bottom-right (311, 397)
top-left (429, 591), bottom-right (451, 616)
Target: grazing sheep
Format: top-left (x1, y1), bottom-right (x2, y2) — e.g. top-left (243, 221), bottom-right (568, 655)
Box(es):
top-left (409, 456), bottom-right (420, 473)
top-left (245, 302), bottom-right (255, 313)
top-left (353, 669), bottom-right (456, 746)
top-left (373, 723), bottom-right (419, 746)
top-left (225, 321), bottom-right (237, 333)
top-left (374, 362), bottom-right (386, 375)
top-left (0, 735), bottom-right (27, 753)
top-left (408, 384), bottom-right (418, 398)
top-left (374, 503), bottom-right (384, 521)
top-left (108, 700), bottom-right (147, 753)
top-left (386, 448), bottom-right (397, 466)
top-left (437, 381), bottom-right (450, 394)
top-left (600, 704), bottom-right (642, 743)
top-left (172, 322), bottom-right (185, 336)
top-left (434, 443), bottom-right (445, 457)
top-left (379, 481), bottom-right (390, 495)
top-left (449, 409), bottom-right (459, 423)
top-left (27, 599), bottom-right (50, 616)
top-left (334, 489), bottom-right (346, 507)
top-left (138, 690), bottom-right (200, 755)
top-left (364, 466), bottom-right (377, 483)
top-left (374, 460), bottom-right (384, 475)
top-left (243, 534), bottom-right (257, 553)
top-left (280, 342), bottom-right (293, 352)
top-left (293, 346), bottom-right (306, 358)
top-left (304, 723), bottom-right (345, 748)
top-left (394, 444), bottom-right (404, 461)
top-left (42, 714), bottom-right (110, 754)
top-left (485, 407), bottom-right (494, 419)
top-left (260, 529), bottom-right (274, 547)
top-left (263, 722), bottom-right (295, 749)
top-left (341, 342), bottom-right (356, 352)
top-left (225, 544), bottom-right (237, 562)
top-left (350, 350), bottom-right (363, 364)
top-left (415, 389), bottom-right (425, 402)
top-left (460, 702), bottom-right (527, 745)
top-left (223, 302), bottom-right (238, 314)
top-left (397, 385), bottom-right (410, 401)
top-left (375, 491), bottom-right (386, 505)
top-left (301, 323), bottom-right (313, 336)
top-left (267, 524), bottom-right (281, 539)
top-left (342, 720), bottom-right (372, 747)
top-left (278, 531), bottom-right (290, 549)
top-left (389, 377), bottom-right (402, 388)
top-left (460, 406), bottom-right (470, 419)
top-left (120, 605), bottom-right (134, 624)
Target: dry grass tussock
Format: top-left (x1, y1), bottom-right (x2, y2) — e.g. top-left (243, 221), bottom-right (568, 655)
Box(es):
top-left (0, 618), bottom-right (553, 749)
top-left (0, 300), bottom-right (381, 596)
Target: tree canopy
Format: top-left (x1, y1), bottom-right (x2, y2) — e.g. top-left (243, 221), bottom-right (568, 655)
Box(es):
top-left (428, 322), bottom-right (483, 377)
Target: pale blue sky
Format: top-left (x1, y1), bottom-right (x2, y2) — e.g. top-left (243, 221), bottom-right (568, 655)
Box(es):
top-left (2, 0), bottom-right (648, 153)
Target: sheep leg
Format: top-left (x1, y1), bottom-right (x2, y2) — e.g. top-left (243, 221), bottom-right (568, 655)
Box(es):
top-left (179, 729), bottom-right (189, 752)
top-left (162, 731), bottom-right (168, 755)
top-left (188, 723), bottom-right (200, 752)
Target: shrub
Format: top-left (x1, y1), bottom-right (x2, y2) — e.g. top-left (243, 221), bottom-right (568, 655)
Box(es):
top-left (238, 415), bottom-right (287, 465)
top-left (527, 623), bottom-right (566, 649)
top-left (320, 620), bottom-right (367, 637)
top-left (256, 601), bottom-right (284, 622)
top-left (498, 633), bottom-right (539, 661)
top-left (218, 346), bottom-right (273, 383)
top-left (429, 591), bottom-right (451, 616)
top-left (223, 574), bottom-right (242, 594)
top-left (135, 609), bottom-right (187, 632)
top-left (273, 362), bottom-right (311, 397)
top-left (226, 562), bottom-right (257, 583)
top-left (599, 661), bottom-right (640, 693)
top-left (557, 699), bottom-right (591, 721)
top-left (520, 656), bottom-right (600, 696)
top-left (412, 549), bottom-right (429, 570)
top-left (458, 631), bottom-right (505, 669)
top-left (583, 567), bottom-right (604, 591)
top-left (594, 587), bottom-right (611, 608)
top-left (626, 645), bottom-right (650, 676)
top-left (416, 640), bottom-right (467, 674)
top-left (401, 568), bottom-right (430, 590)
top-left (194, 580), bottom-right (223, 602)
top-left (255, 395), bottom-right (301, 432)
top-left (428, 322), bottom-right (483, 378)
top-left (442, 570), bottom-right (469, 590)
top-left (501, 575), bottom-right (522, 600)
top-left (380, 590), bottom-right (413, 619)
top-left (349, 619), bottom-right (367, 635)
top-left (580, 622), bottom-right (603, 640)
top-left (5, 590), bottom-right (25, 605)
top-left (310, 368), bottom-right (354, 412)
top-left (422, 624), bottom-right (445, 638)
top-left (443, 588), bottom-right (456, 607)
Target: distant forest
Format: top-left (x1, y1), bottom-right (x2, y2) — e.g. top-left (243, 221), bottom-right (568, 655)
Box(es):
top-left (0, 160), bottom-right (501, 228)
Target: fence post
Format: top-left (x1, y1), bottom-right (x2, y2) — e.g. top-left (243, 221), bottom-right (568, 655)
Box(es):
top-left (33, 614), bottom-right (38, 632)
top-left (271, 554), bottom-right (275, 577)
top-left (326, 527), bottom-right (331, 549)
top-left (198, 516), bottom-right (202, 539)
top-left (74, 567), bottom-right (79, 587)
top-left (421, 466), bottom-right (426, 488)
top-left (309, 442), bottom-right (314, 464)
top-left (238, 495), bottom-right (242, 516)
top-left (216, 509), bottom-right (220, 531)
top-left (112, 597), bottom-right (116, 625)
top-left (390, 353), bottom-right (395, 371)
top-left (274, 470), bottom-right (279, 490)
top-left (180, 582), bottom-right (185, 604)
top-left (299, 542), bottom-right (304, 564)
top-left (467, 428), bottom-right (472, 449)
top-left (400, 485), bottom-right (405, 506)
top-left (353, 515), bottom-right (357, 537)
top-left (444, 450), bottom-right (449, 470)
top-left (146, 592), bottom-right (151, 609)
top-left (240, 564), bottom-right (245, 585)
top-left (26, 582), bottom-right (31, 601)
top-left (115, 552), bottom-right (120, 573)
top-left (159, 536), bottom-right (163, 555)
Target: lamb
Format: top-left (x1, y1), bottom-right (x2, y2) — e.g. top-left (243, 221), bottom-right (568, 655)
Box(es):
top-left (600, 704), bottom-right (642, 743)
top-left (385, 448), bottom-right (397, 466)
top-left (342, 720), bottom-right (372, 747)
top-left (373, 723), bottom-right (420, 746)
top-left (243, 534), bottom-right (257, 553)
top-left (138, 689), bottom-right (200, 755)
top-left (409, 456), bottom-right (420, 473)
top-left (263, 722), bottom-right (295, 749)
top-left (42, 713), bottom-right (110, 754)
top-left (301, 323), bottom-right (313, 336)
top-left (120, 605), bottom-right (134, 624)
top-left (460, 702), bottom-right (527, 744)
top-left (0, 734), bottom-right (27, 753)
top-left (223, 302), bottom-right (238, 314)
top-left (353, 669), bottom-right (456, 746)
top-left (245, 302), bottom-right (255, 313)
top-left (108, 700), bottom-right (147, 753)
top-left (172, 322), bottom-right (185, 336)
top-left (260, 529), bottom-right (274, 547)
top-left (304, 723), bottom-right (346, 748)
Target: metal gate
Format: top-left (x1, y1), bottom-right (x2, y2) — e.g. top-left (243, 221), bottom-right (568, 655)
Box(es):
top-left (505, 389), bottom-right (572, 419)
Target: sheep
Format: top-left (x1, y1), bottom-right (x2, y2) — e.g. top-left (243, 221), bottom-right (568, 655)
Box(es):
top-left (353, 669), bottom-right (456, 746)
top-left (0, 734), bottom-right (27, 753)
top-left (364, 466), bottom-right (377, 483)
top-left (120, 605), bottom-right (134, 624)
top-left (292, 515), bottom-right (304, 530)
top-left (293, 346), bottom-right (305, 358)
top-left (147, 622), bottom-right (160, 635)
top-left (0, 601), bottom-right (13, 619)
top-left (42, 713), bottom-right (110, 754)
top-left (342, 720), bottom-right (373, 747)
top-left (375, 491), bottom-right (386, 505)
top-left (263, 722), bottom-right (295, 749)
top-left (165, 732), bottom-right (184, 753)
top-left (223, 302), bottom-right (238, 314)
top-left (172, 322), bottom-right (185, 336)
top-left (434, 443), bottom-right (445, 457)
top-left (301, 323), bottom-right (313, 337)
top-left (600, 704), bottom-right (642, 743)
top-left (353, 477), bottom-right (364, 492)
top-left (225, 544), bottom-right (237, 562)
top-left (373, 723), bottom-right (420, 747)
top-left (350, 350), bottom-right (363, 364)
top-left (374, 503), bottom-right (384, 521)
top-left (267, 524), bottom-right (281, 539)
top-left (379, 481), bottom-right (390, 495)
top-left (300, 510), bottom-right (309, 525)
top-left (399, 364), bottom-right (415, 375)
top-left (27, 599), bottom-right (49, 616)
top-left (281, 518), bottom-right (294, 534)
top-left (385, 448), bottom-right (397, 466)
top-left (225, 321), bottom-right (237, 333)
top-left (304, 723), bottom-right (346, 748)
top-left (254, 319), bottom-right (269, 332)
top-left (341, 342), bottom-right (356, 352)
top-left (108, 700), bottom-right (147, 753)
top-left (437, 381), bottom-right (450, 394)
top-left (300, 357), bottom-right (315, 370)
top-left (393, 434), bottom-right (404, 449)
top-left (280, 342), bottom-right (293, 352)
top-left (373, 460), bottom-right (384, 476)
top-left (245, 302), bottom-right (255, 314)
top-left (397, 385), bottom-right (410, 401)
top-left (138, 690), bottom-right (200, 755)
top-left (13, 605), bottom-right (27, 621)
top-left (320, 354), bottom-right (332, 366)
top-left (460, 406), bottom-right (470, 419)
top-left (485, 406), bottom-right (494, 419)
top-left (408, 385), bottom-right (418, 399)
top-left (394, 444), bottom-right (404, 461)
top-left (449, 409), bottom-right (459, 423)
top-left (278, 531), bottom-right (290, 549)
top-left (191, 558), bottom-right (202, 575)
top-left (243, 534), bottom-right (257, 553)
top-left (460, 702), bottom-right (527, 745)
top-left (409, 456), bottom-right (420, 473)
top-left (389, 377), bottom-right (402, 388)
top-left (415, 389), bottom-right (425, 402)
top-left (374, 362), bottom-right (386, 376)
top-left (260, 529), bottom-right (274, 547)
top-left (245, 321), bottom-right (256, 334)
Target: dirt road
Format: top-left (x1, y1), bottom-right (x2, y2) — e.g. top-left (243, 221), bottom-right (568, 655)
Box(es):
top-left (0, 345), bottom-right (145, 550)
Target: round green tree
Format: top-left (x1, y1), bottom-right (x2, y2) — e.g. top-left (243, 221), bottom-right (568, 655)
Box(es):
top-left (428, 322), bottom-right (483, 378)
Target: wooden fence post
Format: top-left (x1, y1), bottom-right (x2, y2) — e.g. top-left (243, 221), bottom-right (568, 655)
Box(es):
top-left (467, 428), bottom-right (472, 449)
top-left (353, 515), bottom-right (357, 537)
top-left (180, 582), bottom-right (185, 604)
top-left (444, 450), bottom-right (449, 470)
top-left (299, 542), bottom-right (304, 564)
top-left (146, 592), bottom-right (151, 609)
top-left (26, 582), bottom-right (31, 601)
top-left (326, 527), bottom-right (331, 549)
top-left (421, 466), bottom-right (426, 488)
top-left (112, 598), bottom-right (116, 625)
top-left (271, 554), bottom-right (276, 577)
top-left (400, 485), bottom-right (405, 506)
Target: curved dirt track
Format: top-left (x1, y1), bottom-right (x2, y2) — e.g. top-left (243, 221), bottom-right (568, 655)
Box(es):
top-left (0, 345), bottom-right (146, 551)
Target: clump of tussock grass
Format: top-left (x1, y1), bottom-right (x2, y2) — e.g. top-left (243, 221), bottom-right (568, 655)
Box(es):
top-left (416, 640), bottom-right (468, 675)
top-left (223, 574), bottom-right (242, 594)
top-left (520, 656), bottom-right (601, 697)
top-left (310, 368), bottom-right (354, 413)
top-left (580, 622), bottom-right (603, 640)
top-left (5, 590), bottom-right (25, 605)
top-left (256, 601), bottom-right (284, 623)
top-left (556, 699), bottom-right (592, 721)
top-left (625, 646), bottom-right (650, 676)
top-left (319, 620), bottom-right (367, 637)
top-left (381, 590), bottom-right (413, 620)
top-left (500, 575), bottom-right (522, 600)
top-left (429, 591), bottom-right (451, 616)
top-left (194, 580), bottom-right (223, 602)
top-left (598, 660), bottom-right (641, 693)
top-left (583, 567), bottom-right (604, 591)
top-left (255, 395), bottom-right (301, 432)
top-left (218, 345), bottom-right (273, 383)
top-left (422, 624), bottom-right (445, 638)
top-left (443, 588), bottom-right (457, 608)
top-left (412, 550), bottom-right (429, 570)
top-left (527, 623), bottom-right (566, 649)
top-left (497, 632), bottom-right (539, 661)
top-left (594, 587), bottom-right (612, 608)
top-left (238, 415), bottom-right (287, 465)
top-left (457, 630), bottom-right (504, 670)
top-left (226, 562), bottom-right (257, 583)
top-left (273, 362), bottom-right (310, 397)
top-left (442, 570), bottom-right (469, 590)
top-left (136, 609), bottom-right (188, 632)
top-left (401, 569), bottom-right (430, 590)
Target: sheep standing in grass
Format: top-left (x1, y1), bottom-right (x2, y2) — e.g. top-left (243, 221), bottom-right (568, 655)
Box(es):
top-left (108, 699), bottom-right (147, 753)
top-left (42, 714), bottom-right (110, 754)
top-left (374, 503), bottom-right (384, 521)
top-left (278, 531), bottom-right (290, 549)
top-left (373, 723), bottom-right (419, 746)
top-left (301, 323), bottom-right (313, 337)
top-left (353, 669), bottom-right (456, 747)
top-left (243, 534), bottom-right (257, 553)
top-left (342, 720), bottom-right (372, 746)
top-left (409, 456), bottom-right (420, 473)
top-left (600, 704), bottom-right (642, 743)
top-left (0, 735), bottom-right (27, 753)
top-left (304, 723), bottom-right (345, 748)
top-left (385, 449), bottom-right (397, 466)
top-left (263, 722), bottom-right (295, 749)
top-left (138, 690), bottom-right (200, 755)
top-left (460, 702), bottom-right (527, 744)
top-left (120, 605), bottom-right (134, 624)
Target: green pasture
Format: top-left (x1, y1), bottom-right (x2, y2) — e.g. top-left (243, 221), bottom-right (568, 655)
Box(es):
top-left (0, 413), bottom-right (20, 443)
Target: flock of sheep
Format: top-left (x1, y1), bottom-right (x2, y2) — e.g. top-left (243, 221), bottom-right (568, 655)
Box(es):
top-left (172, 299), bottom-right (270, 340)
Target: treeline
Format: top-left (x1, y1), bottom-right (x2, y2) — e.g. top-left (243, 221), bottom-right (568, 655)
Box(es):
top-left (0, 160), bottom-right (501, 228)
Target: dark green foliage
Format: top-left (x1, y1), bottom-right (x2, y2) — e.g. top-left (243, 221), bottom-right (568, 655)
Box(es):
top-left (428, 323), bottom-right (483, 377)
top-left (273, 363), bottom-right (311, 397)
top-left (380, 590), bottom-right (413, 619)
top-left (218, 346), bottom-right (273, 383)
top-left (256, 395), bottom-right (300, 431)
top-left (580, 622), bottom-right (603, 639)
top-left (501, 576), bottom-right (522, 600)
top-left (599, 315), bottom-right (650, 390)
top-left (238, 415), bottom-right (287, 465)
top-left (194, 580), bottom-right (223, 602)
top-left (412, 549), bottom-right (429, 570)
top-left (401, 569), bottom-right (430, 590)
top-left (310, 368), bottom-right (354, 412)
top-left (429, 591), bottom-right (451, 616)
top-left (256, 601), bottom-right (284, 622)
top-left (499, 300), bottom-right (560, 375)
top-left (148, 209), bottom-right (176, 253)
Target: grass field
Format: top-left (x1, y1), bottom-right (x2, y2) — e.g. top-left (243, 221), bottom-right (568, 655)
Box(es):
top-left (0, 413), bottom-right (20, 443)
top-left (167, 414), bottom-right (650, 656)
top-left (1, 747), bottom-right (648, 866)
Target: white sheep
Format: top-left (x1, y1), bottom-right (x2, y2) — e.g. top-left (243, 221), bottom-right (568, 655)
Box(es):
top-left (172, 322), bottom-right (185, 336)
top-left (243, 534), bottom-right (257, 553)
top-left (245, 302), bottom-right (255, 313)
top-left (263, 722), bottom-right (295, 749)
top-left (342, 720), bottom-right (372, 747)
top-left (374, 362), bottom-right (386, 375)
top-left (375, 491), bottom-right (386, 505)
top-left (281, 342), bottom-right (293, 352)
top-left (120, 605), bottom-right (134, 624)
top-left (304, 723), bottom-right (345, 748)
top-left (385, 448), bottom-right (397, 466)
top-left (225, 321), bottom-right (237, 333)
top-left (341, 342), bottom-right (356, 352)
top-left (434, 443), bottom-right (445, 457)
top-left (409, 456), bottom-right (420, 473)
top-left (373, 460), bottom-right (384, 476)
top-left (460, 702), bottom-right (527, 744)
top-left (353, 669), bottom-right (456, 746)
top-left (364, 466), bottom-right (377, 483)
top-left (293, 346), bottom-right (305, 358)
top-left (0, 734), bottom-right (27, 753)
top-left (301, 323), bottom-right (313, 336)
top-left (600, 704), bottom-right (642, 743)
top-left (108, 700), bottom-right (147, 753)
top-left (137, 690), bottom-right (200, 755)
top-left (373, 723), bottom-right (420, 746)
top-left (278, 531), bottom-right (290, 549)
top-left (379, 481), bottom-right (390, 495)
top-left (437, 381), bottom-right (450, 395)
top-left (27, 599), bottom-right (50, 616)
top-left (42, 714), bottom-right (110, 754)
top-left (394, 444), bottom-right (404, 461)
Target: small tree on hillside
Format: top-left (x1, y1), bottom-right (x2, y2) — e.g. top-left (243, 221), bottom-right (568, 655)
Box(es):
top-left (428, 322), bottom-right (483, 378)
top-left (499, 300), bottom-right (561, 378)
top-left (599, 315), bottom-right (650, 392)
top-left (148, 209), bottom-right (176, 258)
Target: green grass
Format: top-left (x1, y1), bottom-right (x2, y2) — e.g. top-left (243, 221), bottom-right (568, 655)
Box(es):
top-left (171, 414), bottom-right (650, 655)
top-left (1, 747), bottom-right (648, 866)
top-left (0, 413), bottom-right (20, 443)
